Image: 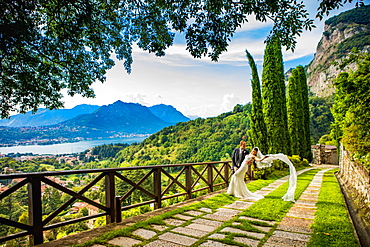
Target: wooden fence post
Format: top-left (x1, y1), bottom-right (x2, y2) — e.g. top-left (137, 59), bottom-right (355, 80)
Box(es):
top-left (224, 162), bottom-right (230, 188)
top-left (28, 176), bottom-right (43, 246)
top-left (115, 196), bottom-right (122, 223)
top-left (185, 166), bottom-right (192, 200)
top-left (105, 172), bottom-right (116, 224)
top-left (208, 164), bottom-right (213, 193)
top-left (154, 167), bottom-right (162, 209)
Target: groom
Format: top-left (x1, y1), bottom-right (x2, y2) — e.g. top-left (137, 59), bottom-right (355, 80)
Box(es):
top-left (231, 140), bottom-right (249, 173)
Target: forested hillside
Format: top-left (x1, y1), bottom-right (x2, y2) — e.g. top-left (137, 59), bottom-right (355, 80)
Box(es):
top-left (115, 104), bottom-right (252, 166)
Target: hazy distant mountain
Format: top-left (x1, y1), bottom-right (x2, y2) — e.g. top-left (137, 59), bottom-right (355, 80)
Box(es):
top-left (61, 101), bottom-right (181, 134)
top-left (0, 104), bottom-right (100, 127)
top-left (186, 115), bottom-right (201, 120)
top-left (149, 104), bottom-right (190, 123)
top-left (0, 101), bottom-right (192, 145)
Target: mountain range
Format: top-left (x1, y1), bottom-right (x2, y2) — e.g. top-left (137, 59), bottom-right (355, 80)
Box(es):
top-left (0, 101), bottom-right (189, 128)
top-left (0, 101), bottom-right (190, 145)
top-left (61, 101), bottom-right (189, 133)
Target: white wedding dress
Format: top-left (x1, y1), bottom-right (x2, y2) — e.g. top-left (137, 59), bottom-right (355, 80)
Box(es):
top-left (227, 148), bottom-right (297, 202)
top-left (227, 154), bottom-right (264, 200)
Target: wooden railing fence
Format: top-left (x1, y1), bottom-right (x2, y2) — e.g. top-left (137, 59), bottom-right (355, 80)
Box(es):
top-left (0, 160), bottom-right (253, 246)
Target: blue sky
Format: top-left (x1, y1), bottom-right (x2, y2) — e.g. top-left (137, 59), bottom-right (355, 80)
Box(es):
top-left (62, 1), bottom-right (369, 118)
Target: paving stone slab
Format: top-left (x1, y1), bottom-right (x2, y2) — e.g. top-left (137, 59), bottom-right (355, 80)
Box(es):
top-left (302, 191), bottom-right (319, 195)
top-left (159, 232), bottom-right (198, 246)
top-left (172, 226), bottom-right (209, 238)
top-left (299, 195), bottom-right (319, 201)
top-left (311, 180), bottom-right (322, 183)
top-left (273, 230), bottom-right (310, 242)
top-left (198, 207), bottom-right (213, 213)
top-left (187, 223), bottom-right (218, 232)
top-left (295, 200), bottom-right (317, 206)
top-left (193, 218), bottom-right (224, 227)
top-left (132, 228), bottom-right (157, 239)
top-left (261, 187), bottom-right (276, 190)
top-left (232, 222), bottom-right (241, 226)
top-left (305, 187), bottom-right (320, 191)
top-left (293, 204), bottom-right (317, 210)
top-left (184, 210), bottom-right (204, 216)
top-left (108, 236), bottom-right (142, 247)
top-left (303, 189), bottom-right (320, 195)
top-left (238, 216), bottom-right (276, 225)
top-left (91, 245), bottom-right (106, 247)
top-left (289, 207), bottom-right (315, 215)
top-left (255, 190), bottom-right (271, 196)
top-left (163, 218), bottom-right (186, 226)
top-left (233, 236), bottom-right (260, 247)
top-left (224, 201), bottom-right (253, 210)
top-left (221, 227), bottom-right (265, 239)
top-left (174, 214), bottom-right (194, 221)
top-left (251, 224), bottom-right (273, 232)
top-left (203, 213), bottom-right (233, 221)
top-left (264, 236), bottom-right (308, 247)
top-left (276, 224), bottom-right (313, 234)
top-left (286, 212), bottom-right (315, 220)
top-left (215, 208), bottom-right (240, 217)
top-left (209, 233), bottom-right (226, 239)
top-left (200, 240), bottom-right (238, 247)
top-left (144, 239), bottom-right (185, 247)
top-left (279, 217), bottom-right (313, 228)
top-left (150, 224), bottom-right (169, 231)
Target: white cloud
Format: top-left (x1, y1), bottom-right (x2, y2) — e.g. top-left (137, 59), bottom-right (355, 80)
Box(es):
top-left (126, 93), bottom-right (149, 106)
top-left (221, 93), bottom-right (243, 111)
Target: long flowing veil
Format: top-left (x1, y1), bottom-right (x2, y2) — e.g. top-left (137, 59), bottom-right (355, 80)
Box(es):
top-left (254, 148), bottom-right (297, 202)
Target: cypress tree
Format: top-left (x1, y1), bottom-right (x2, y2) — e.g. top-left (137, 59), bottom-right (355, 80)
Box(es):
top-left (262, 37), bottom-right (290, 155)
top-left (286, 68), bottom-right (300, 155)
top-left (246, 50), bottom-right (268, 154)
top-left (296, 66), bottom-right (313, 161)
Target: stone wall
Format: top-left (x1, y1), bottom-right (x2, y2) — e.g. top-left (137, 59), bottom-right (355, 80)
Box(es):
top-left (336, 144), bottom-right (370, 227)
top-left (312, 144), bottom-right (338, 165)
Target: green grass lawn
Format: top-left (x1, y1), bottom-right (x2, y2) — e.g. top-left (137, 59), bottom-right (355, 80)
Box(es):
top-left (308, 169), bottom-right (360, 247)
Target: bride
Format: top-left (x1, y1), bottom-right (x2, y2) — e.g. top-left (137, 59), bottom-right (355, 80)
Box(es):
top-left (227, 147), bottom-right (297, 202)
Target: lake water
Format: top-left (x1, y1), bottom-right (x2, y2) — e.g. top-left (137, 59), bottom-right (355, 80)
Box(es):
top-left (0, 136), bottom-right (148, 155)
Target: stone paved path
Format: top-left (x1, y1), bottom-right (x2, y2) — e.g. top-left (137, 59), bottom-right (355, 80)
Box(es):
top-left (87, 167), bottom-right (334, 247)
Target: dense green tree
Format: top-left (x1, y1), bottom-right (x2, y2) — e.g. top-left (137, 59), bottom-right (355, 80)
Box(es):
top-left (286, 66), bottom-right (312, 160)
top-left (262, 37), bottom-right (290, 155)
top-left (287, 69), bottom-right (300, 155)
top-left (246, 50), bottom-right (268, 154)
top-left (1, 0), bottom-right (357, 118)
top-left (309, 96), bottom-right (334, 143)
top-left (296, 66), bottom-right (313, 161)
top-left (331, 52), bottom-right (370, 167)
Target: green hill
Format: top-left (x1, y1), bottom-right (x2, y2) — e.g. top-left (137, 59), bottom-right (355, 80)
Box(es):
top-left (115, 104), bottom-right (252, 166)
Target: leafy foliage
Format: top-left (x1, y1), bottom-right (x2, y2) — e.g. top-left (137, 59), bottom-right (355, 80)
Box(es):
top-left (336, 30), bottom-right (370, 56)
top-left (331, 52), bottom-right (370, 167)
top-left (4, 0), bottom-right (357, 118)
top-left (262, 38), bottom-right (290, 155)
top-left (246, 50), bottom-right (268, 154)
top-left (296, 66), bottom-right (313, 161)
top-left (287, 69), bottom-right (300, 155)
top-left (309, 96), bottom-right (334, 144)
top-left (324, 3), bottom-right (370, 26)
top-left (91, 143), bottom-right (130, 159)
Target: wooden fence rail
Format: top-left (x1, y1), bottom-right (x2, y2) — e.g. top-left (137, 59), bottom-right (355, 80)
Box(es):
top-left (0, 160), bottom-right (246, 246)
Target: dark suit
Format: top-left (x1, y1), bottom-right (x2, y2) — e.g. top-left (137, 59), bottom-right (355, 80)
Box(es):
top-left (231, 148), bottom-right (249, 173)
